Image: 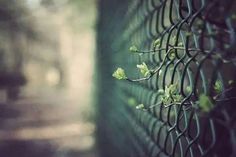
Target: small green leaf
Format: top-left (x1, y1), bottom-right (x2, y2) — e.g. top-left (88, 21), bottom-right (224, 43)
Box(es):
top-left (161, 95), bottom-right (172, 105)
top-left (158, 89), bottom-right (164, 95)
top-left (129, 45), bottom-right (138, 52)
top-left (214, 80), bottom-right (223, 94)
top-left (166, 84), bottom-right (178, 95)
top-left (137, 62), bottom-right (150, 77)
top-left (169, 49), bottom-right (176, 60)
top-left (136, 104), bottom-right (145, 110)
top-left (173, 94), bottom-right (183, 103)
top-left (178, 42), bottom-right (183, 47)
top-left (112, 68), bottom-right (127, 80)
top-left (153, 39), bottom-right (161, 47)
top-left (186, 86), bottom-right (192, 93)
top-left (161, 84), bottom-right (183, 106)
top-left (199, 94), bottom-right (214, 112)
top-left (128, 97), bottom-right (137, 107)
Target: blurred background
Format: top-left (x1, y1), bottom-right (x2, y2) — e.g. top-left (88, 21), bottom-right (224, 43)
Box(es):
top-left (0, 0), bottom-right (97, 157)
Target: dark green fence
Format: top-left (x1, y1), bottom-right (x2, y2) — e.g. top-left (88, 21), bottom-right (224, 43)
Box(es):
top-left (96, 0), bottom-right (236, 157)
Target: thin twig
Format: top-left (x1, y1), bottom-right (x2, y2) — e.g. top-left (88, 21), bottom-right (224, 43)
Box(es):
top-left (126, 47), bottom-right (176, 82)
top-left (215, 97), bottom-right (236, 102)
top-left (214, 87), bottom-right (234, 100)
top-left (127, 45), bottom-right (233, 82)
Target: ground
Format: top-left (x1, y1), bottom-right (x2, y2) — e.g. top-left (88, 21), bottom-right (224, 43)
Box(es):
top-left (0, 89), bottom-right (97, 157)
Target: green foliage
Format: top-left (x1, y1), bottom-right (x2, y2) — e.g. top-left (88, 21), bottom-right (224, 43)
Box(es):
top-left (214, 80), bottom-right (223, 94)
top-left (112, 68), bottom-right (127, 80)
top-left (136, 104), bottom-right (144, 110)
top-left (129, 45), bottom-right (138, 53)
top-left (199, 94), bottom-right (214, 112)
top-left (137, 62), bottom-right (150, 77)
top-left (186, 86), bottom-right (192, 93)
top-left (161, 84), bottom-right (183, 106)
top-left (173, 94), bottom-right (183, 102)
top-left (158, 89), bottom-right (164, 95)
top-left (169, 49), bottom-right (176, 60)
top-left (153, 39), bottom-right (161, 47)
top-left (178, 42), bottom-right (183, 47)
top-left (127, 97), bottom-right (137, 107)
top-left (166, 84), bottom-right (178, 95)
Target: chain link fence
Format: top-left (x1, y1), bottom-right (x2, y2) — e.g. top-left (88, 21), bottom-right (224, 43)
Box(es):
top-left (96, 0), bottom-right (236, 156)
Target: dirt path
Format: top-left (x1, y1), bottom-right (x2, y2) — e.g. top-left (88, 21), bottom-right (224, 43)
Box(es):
top-left (0, 89), bottom-right (97, 157)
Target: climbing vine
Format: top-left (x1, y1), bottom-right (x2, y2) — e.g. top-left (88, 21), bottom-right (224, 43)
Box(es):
top-left (112, 37), bottom-right (235, 113)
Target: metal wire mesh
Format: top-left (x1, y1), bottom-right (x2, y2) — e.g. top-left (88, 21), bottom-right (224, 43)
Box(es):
top-left (96, 0), bottom-right (236, 157)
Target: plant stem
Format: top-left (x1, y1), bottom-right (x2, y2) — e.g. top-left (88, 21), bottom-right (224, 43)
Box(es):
top-left (126, 48), bottom-right (175, 82)
top-left (127, 46), bottom-right (232, 82)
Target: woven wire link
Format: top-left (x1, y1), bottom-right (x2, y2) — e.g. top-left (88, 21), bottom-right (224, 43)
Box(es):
top-left (96, 0), bottom-right (236, 157)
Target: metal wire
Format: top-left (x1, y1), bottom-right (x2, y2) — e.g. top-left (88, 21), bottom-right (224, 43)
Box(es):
top-left (96, 0), bottom-right (236, 157)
